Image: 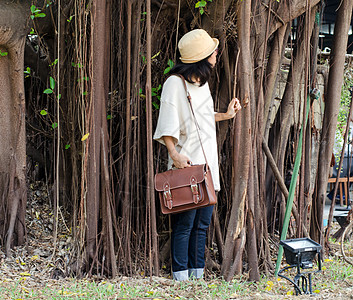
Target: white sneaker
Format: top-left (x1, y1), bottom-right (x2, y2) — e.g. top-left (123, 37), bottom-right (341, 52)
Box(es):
top-left (173, 269), bottom-right (189, 281)
top-left (188, 268), bottom-right (204, 279)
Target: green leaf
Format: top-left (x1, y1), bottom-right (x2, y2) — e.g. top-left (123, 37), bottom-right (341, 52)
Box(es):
top-left (0, 51), bottom-right (8, 57)
top-left (77, 76), bottom-right (89, 82)
top-left (30, 15), bottom-right (35, 20)
top-left (151, 51), bottom-right (160, 60)
top-left (40, 110), bottom-right (48, 116)
top-left (65, 144), bottom-right (71, 150)
top-left (58, 94), bottom-right (61, 100)
top-left (200, 7), bottom-right (204, 14)
top-left (83, 91), bottom-right (88, 96)
top-left (50, 77), bottom-right (55, 89)
top-left (35, 13), bottom-right (46, 18)
top-left (30, 28), bottom-right (35, 34)
top-left (164, 59), bottom-right (174, 74)
top-left (71, 62), bottom-right (82, 68)
top-left (81, 133), bottom-right (89, 141)
top-left (51, 59), bottom-right (58, 66)
top-left (43, 89), bottom-right (53, 94)
top-left (107, 115), bottom-right (112, 120)
top-left (52, 122), bottom-right (58, 129)
top-left (152, 102), bottom-right (159, 109)
top-left (168, 59), bottom-right (174, 68)
top-left (196, 0), bottom-right (207, 8)
top-left (67, 15), bottom-right (74, 22)
top-left (31, 6), bottom-right (41, 14)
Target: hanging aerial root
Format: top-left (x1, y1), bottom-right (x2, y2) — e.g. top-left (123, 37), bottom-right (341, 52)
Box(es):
top-left (5, 155), bottom-right (26, 256)
top-left (340, 216), bottom-right (353, 266)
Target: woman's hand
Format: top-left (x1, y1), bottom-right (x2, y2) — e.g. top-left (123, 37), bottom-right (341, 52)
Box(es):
top-left (215, 98), bottom-right (242, 122)
top-left (162, 136), bottom-right (191, 168)
top-left (225, 97), bottom-right (242, 119)
top-left (170, 152), bottom-right (192, 169)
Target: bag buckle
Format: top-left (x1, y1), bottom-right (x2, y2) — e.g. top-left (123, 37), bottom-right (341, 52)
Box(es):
top-left (163, 184), bottom-right (173, 209)
top-left (191, 183), bottom-right (198, 194)
top-left (190, 176), bottom-right (199, 204)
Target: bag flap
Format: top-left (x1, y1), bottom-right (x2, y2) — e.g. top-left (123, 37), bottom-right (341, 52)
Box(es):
top-left (154, 164), bottom-right (206, 191)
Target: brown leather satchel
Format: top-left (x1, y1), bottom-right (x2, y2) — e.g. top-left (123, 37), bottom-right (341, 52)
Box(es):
top-left (154, 75), bottom-right (217, 214)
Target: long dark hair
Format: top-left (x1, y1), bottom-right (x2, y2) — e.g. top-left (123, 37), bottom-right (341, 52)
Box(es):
top-left (169, 54), bottom-right (213, 87)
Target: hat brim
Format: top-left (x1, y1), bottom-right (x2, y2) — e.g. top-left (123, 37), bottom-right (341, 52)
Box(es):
top-left (180, 38), bottom-right (219, 63)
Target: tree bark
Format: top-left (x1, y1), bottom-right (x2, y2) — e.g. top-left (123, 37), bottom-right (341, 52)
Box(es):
top-left (146, 0), bottom-right (159, 276)
top-left (221, 0), bottom-right (252, 280)
top-left (0, 0), bottom-right (31, 252)
top-left (311, 0), bottom-right (353, 244)
top-left (246, 149), bottom-right (260, 281)
top-left (268, 11), bottom-right (315, 233)
top-left (263, 25), bottom-right (289, 141)
top-left (86, 0), bottom-right (111, 270)
top-left (268, 0), bottom-right (321, 37)
top-left (122, 0), bottom-right (132, 274)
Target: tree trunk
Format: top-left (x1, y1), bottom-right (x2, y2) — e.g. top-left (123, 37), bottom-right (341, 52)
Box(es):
top-left (0, 0), bottom-right (31, 253)
top-left (146, 0), bottom-right (159, 276)
top-left (122, 0), bottom-right (132, 275)
top-left (311, 0), bottom-right (353, 245)
top-left (85, 0), bottom-right (115, 275)
top-left (268, 11), bottom-right (315, 233)
top-left (263, 25), bottom-right (289, 141)
top-left (246, 149), bottom-right (260, 281)
top-left (268, 0), bottom-right (321, 37)
top-left (221, 0), bottom-right (252, 280)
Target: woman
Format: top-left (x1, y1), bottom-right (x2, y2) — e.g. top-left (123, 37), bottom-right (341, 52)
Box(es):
top-left (154, 29), bottom-right (241, 281)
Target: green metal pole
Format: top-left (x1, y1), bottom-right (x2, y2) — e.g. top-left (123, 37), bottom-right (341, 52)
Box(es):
top-left (275, 95), bottom-right (311, 276)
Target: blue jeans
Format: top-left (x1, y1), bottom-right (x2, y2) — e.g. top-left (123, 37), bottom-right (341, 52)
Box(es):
top-left (171, 205), bottom-right (214, 273)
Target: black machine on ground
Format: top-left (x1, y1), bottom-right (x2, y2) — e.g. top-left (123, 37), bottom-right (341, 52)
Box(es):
top-left (278, 238), bottom-right (322, 295)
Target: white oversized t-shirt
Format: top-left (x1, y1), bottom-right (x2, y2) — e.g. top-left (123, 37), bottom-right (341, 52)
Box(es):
top-left (153, 75), bottom-right (220, 191)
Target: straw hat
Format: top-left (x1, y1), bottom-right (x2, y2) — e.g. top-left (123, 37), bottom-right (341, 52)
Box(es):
top-left (178, 29), bottom-right (219, 64)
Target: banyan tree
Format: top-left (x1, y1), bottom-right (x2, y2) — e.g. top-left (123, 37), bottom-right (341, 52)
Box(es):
top-left (0, 0), bottom-right (352, 280)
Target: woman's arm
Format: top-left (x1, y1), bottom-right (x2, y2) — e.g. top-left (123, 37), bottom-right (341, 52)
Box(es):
top-left (215, 98), bottom-right (242, 122)
top-left (162, 136), bottom-right (191, 168)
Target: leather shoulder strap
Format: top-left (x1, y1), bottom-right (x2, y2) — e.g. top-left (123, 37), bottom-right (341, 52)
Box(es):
top-left (175, 74), bottom-right (209, 166)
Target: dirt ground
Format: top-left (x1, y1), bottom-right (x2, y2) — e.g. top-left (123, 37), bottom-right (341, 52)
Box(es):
top-left (0, 181), bottom-right (352, 299)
